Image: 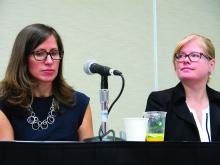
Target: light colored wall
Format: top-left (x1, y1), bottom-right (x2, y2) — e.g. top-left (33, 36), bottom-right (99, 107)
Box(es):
top-left (157, 0), bottom-right (220, 90)
top-left (0, 0), bottom-right (219, 138)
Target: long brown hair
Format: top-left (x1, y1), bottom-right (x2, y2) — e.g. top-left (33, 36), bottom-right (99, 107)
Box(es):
top-left (0, 23), bottom-right (75, 110)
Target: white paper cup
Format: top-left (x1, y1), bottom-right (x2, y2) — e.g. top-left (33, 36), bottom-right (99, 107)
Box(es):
top-left (123, 117), bottom-right (147, 141)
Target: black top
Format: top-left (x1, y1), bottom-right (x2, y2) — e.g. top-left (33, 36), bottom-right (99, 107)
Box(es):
top-left (0, 91), bottom-right (89, 141)
top-left (145, 82), bottom-right (220, 142)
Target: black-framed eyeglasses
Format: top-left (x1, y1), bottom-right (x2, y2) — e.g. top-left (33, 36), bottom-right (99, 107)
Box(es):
top-left (175, 52), bottom-right (211, 62)
top-left (31, 49), bottom-right (63, 61)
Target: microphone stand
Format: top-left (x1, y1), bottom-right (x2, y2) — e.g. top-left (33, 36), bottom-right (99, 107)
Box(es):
top-left (84, 75), bottom-right (123, 142)
top-left (100, 76), bottom-right (109, 136)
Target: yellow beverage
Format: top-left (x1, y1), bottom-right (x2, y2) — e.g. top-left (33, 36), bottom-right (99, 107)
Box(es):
top-left (146, 133), bottom-right (164, 142)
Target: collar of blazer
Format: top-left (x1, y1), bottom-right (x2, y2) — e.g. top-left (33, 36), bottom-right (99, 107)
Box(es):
top-left (171, 82), bottom-right (220, 128)
top-left (172, 82), bottom-right (220, 103)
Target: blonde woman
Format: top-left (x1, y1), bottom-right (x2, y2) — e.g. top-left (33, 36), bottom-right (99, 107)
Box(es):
top-left (145, 34), bottom-right (220, 142)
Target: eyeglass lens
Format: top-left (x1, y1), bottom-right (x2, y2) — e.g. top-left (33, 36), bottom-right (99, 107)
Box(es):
top-left (32, 49), bottom-right (62, 61)
top-left (175, 52), bottom-right (209, 62)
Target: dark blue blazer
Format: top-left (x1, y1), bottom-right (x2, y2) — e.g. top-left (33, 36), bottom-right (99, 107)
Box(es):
top-left (145, 82), bottom-right (220, 142)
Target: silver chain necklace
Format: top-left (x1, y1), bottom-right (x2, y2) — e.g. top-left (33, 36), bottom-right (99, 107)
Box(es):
top-left (27, 98), bottom-right (56, 130)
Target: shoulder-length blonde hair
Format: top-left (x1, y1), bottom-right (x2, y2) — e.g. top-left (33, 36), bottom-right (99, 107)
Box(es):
top-left (172, 34), bottom-right (215, 67)
top-left (172, 34), bottom-right (215, 82)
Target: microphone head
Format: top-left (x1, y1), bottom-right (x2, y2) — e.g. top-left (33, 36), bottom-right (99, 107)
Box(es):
top-left (83, 60), bottom-right (96, 75)
top-left (84, 59), bottom-right (122, 76)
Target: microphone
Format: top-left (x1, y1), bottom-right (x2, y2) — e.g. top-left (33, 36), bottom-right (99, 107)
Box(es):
top-left (83, 60), bottom-right (122, 76)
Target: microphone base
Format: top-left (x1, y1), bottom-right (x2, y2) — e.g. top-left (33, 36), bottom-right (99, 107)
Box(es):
top-left (83, 136), bottom-right (124, 142)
